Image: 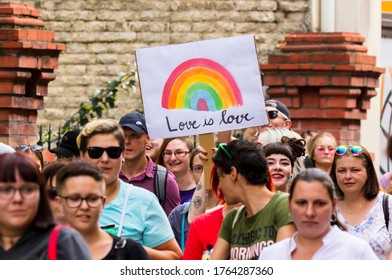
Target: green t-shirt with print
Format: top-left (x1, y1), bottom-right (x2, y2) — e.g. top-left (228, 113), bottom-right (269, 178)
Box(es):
top-left (219, 191), bottom-right (292, 260)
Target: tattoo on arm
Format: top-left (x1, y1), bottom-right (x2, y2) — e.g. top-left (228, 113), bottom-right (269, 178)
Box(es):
top-left (192, 196), bottom-right (202, 209)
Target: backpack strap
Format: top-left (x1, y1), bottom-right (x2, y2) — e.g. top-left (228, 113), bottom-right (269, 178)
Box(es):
top-left (48, 224), bottom-right (67, 260)
top-left (181, 202), bottom-right (191, 251)
top-left (114, 238), bottom-right (127, 260)
top-left (154, 164), bottom-right (168, 208)
top-left (383, 193), bottom-right (389, 230)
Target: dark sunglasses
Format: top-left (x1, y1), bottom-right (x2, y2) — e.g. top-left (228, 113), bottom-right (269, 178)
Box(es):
top-left (84, 146), bottom-right (123, 159)
top-left (267, 110), bottom-right (279, 120)
top-left (16, 144), bottom-right (43, 153)
top-left (46, 188), bottom-right (57, 200)
top-left (335, 145), bottom-right (363, 156)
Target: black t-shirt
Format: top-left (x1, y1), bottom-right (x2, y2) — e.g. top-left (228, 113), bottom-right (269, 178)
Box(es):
top-left (0, 225), bottom-right (91, 260)
top-left (102, 235), bottom-right (149, 260)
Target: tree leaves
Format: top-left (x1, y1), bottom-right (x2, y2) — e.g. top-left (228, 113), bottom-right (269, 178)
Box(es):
top-left (62, 66), bottom-right (137, 133)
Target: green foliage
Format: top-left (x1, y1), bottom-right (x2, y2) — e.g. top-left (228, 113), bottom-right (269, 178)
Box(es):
top-left (62, 67), bottom-right (137, 132)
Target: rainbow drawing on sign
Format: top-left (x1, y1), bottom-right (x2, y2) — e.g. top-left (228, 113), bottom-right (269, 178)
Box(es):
top-left (162, 58), bottom-right (243, 111)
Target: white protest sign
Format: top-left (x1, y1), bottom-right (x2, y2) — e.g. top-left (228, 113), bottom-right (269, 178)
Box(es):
top-left (136, 34), bottom-right (268, 139)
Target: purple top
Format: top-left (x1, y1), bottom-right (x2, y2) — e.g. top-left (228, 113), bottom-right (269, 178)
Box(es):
top-left (180, 187), bottom-right (196, 204)
top-left (119, 156), bottom-right (180, 216)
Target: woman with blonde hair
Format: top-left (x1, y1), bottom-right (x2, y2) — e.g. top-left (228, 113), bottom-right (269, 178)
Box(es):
top-left (306, 131), bottom-right (337, 173)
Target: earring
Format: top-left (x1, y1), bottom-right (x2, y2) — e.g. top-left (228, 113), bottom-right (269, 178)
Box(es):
top-left (331, 214), bottom-right (337, 224)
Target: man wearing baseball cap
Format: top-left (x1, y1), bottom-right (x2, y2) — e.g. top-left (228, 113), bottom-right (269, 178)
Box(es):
top-left (50, 129), bottom-right (80, 162)
top-left (118, 111), bottom-right (180, 216)
top-left (240, 99), bottom-right (292, 143)
top-left (264, 99), bottom-right (292, 129)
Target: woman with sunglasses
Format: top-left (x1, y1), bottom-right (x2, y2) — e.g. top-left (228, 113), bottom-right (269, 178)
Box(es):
top-left (210, 139), bottom-right (296, 260)
top-left (259, 168), bottom-right (377, 260)
top-left (0, 152), bottom-right (91, 259)
top-left (330, 144), bottom-right (392, 259)
top-left (15, 144), bottom-right (44, 171)
top-left (306, 132), bottom-right (337, 173)
top-left (77, 119), bottom-right (182, 260)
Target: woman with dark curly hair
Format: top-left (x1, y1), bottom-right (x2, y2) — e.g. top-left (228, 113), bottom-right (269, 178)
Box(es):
top-left (263, 136), bottom-right (306, 192)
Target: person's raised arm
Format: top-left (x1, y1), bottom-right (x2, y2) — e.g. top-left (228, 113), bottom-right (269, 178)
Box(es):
top-left (187, 147), bottom-right (209, 223)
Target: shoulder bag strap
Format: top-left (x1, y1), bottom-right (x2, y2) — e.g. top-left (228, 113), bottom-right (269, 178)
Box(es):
top-left (114, 238), bottom-right (127, 260)
top-left (48, 224), bottom-right (67, 260)
top-left (118, 185), bottom-right (131, 237)
top-left (383, 193), bottom-right (389, 230)
top-left (181, 202), bottom-right (191, 251)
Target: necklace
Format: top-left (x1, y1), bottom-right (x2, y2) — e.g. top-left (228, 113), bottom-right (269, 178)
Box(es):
top-left (341, 201), bottom-right (364, 218)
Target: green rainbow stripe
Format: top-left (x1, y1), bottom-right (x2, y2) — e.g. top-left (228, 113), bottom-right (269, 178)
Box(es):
top-left (184, 82), bottom-right (223, 111)
top-left (162, 58), bottom-right (242, 111)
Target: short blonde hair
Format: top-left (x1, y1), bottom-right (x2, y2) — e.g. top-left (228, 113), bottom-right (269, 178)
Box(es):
top-left (77, 119), bottom-right (125, 152)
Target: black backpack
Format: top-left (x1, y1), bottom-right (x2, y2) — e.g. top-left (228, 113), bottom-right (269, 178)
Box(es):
top-left (153, 164), bottom-right (168, 208)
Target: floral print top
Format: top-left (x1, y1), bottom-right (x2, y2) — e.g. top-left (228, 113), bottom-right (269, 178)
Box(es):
top-left (337, 192), bottom-right (392, 259)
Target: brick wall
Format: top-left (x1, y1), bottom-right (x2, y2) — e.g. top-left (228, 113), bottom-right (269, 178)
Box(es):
top-left (260, 32), bottom-right (384, 144)
top-left (4, 0), bottom-right (310, 128)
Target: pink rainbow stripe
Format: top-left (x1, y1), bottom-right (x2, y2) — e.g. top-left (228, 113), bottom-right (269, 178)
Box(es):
top-left (162, 58), bottom-right (242, 109)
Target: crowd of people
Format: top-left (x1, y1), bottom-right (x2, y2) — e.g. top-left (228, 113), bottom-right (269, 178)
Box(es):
top-left (0, 98), bottom-right (391, 260)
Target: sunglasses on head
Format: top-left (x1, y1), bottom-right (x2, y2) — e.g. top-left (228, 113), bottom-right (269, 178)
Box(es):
top-left (335, 145), bottom-right (363, 156)
top-left (216, 143), bottom-right (238, 167)
top-left (16, 144), bottom-right (43, 153)
top-left (84, 146), bottom-right (123, 159)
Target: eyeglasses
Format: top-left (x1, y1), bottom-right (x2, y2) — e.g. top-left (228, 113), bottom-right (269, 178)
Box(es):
top-left (316, 146), bottom-right (336, 154)
top-left (335, 145), bottom-right (363, 156)
top-left (0, 183), bottom-right (39, 200)
top-left (16, 144), bottom-right (43, 153)
top-left (162, 150), bottom-right (190, 158)
top-left (59, 194), bottom-right (104, 208)
top-left (84, 146), bottom-right (123, 159)
top-left (46, 187), bottom-right (57, 200)
top-left (191, 165), bottom-right (204, 173)
top-left (216, 143), bottom-right (237, 167)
